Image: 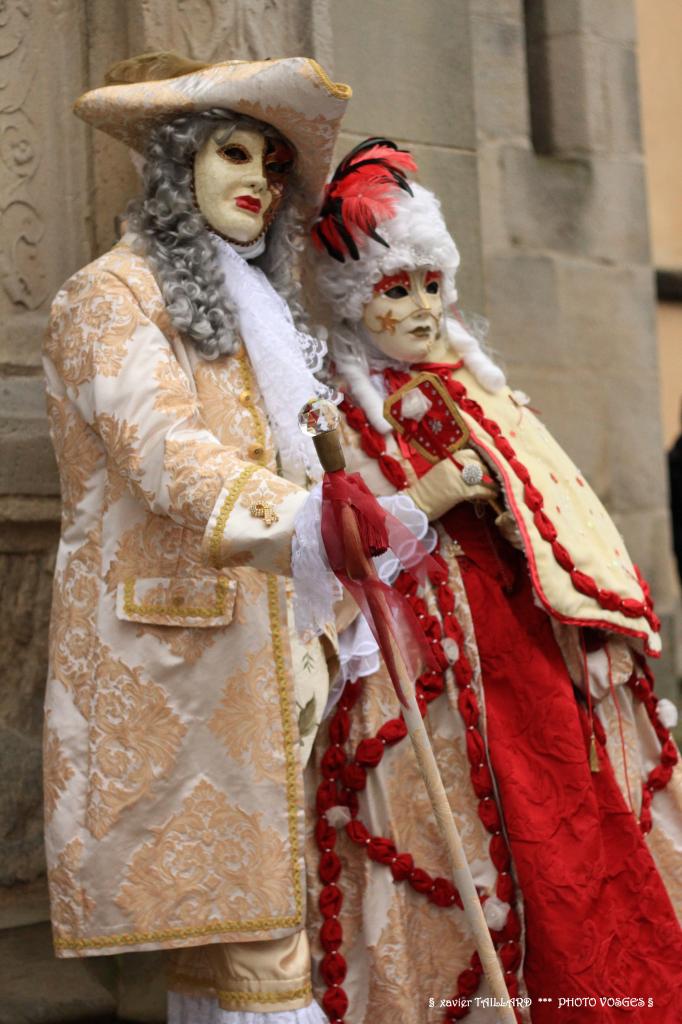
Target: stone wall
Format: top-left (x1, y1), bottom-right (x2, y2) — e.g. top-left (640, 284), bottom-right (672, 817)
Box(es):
top-left (469, 0), bottom-right (679, 683)
top-left (0, 1), bottom-right (676, 1021)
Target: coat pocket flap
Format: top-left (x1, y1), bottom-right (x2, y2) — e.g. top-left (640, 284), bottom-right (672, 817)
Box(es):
top-left (116, 576), bottom-right (236, 628)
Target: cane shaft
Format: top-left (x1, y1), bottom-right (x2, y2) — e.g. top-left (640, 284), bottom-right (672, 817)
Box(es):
top-left (370, 600), bottom-right (516, 1022)
top-left (340, 506), bottom-right (515, 1021)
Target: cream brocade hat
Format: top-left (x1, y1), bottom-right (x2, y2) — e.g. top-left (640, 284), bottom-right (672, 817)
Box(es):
top-left (74, 51), bottom-right (352, 213)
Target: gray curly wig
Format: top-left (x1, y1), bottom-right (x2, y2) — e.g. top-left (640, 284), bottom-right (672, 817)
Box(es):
top-left (127, 108), bottom-right (310, 359)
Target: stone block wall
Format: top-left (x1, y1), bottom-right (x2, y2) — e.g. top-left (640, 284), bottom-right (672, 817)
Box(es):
top-left (470, 0), bottom-right (679, 683)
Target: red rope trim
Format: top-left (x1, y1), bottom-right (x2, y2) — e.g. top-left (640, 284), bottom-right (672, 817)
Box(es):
top-left (626, 658), bottom-right (679, 834)
top-left (338, 396), bottom-right (408, 490)
top-left (314, 544), bottom-right (524, 1023)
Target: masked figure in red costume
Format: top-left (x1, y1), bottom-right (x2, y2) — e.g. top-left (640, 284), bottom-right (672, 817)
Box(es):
top-left (304, 140), bottom-right (682, 1024)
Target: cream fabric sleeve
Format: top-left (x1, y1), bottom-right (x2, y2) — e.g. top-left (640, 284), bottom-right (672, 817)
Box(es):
top-left (44, 266), bottom-right (306, 575)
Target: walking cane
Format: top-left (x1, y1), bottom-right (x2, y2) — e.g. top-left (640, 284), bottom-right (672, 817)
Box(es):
top-left (300, 398), bottom-right (516, 1024)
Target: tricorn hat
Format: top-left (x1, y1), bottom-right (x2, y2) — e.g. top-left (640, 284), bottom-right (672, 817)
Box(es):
top-left (74, 52), bottom-right (352, 214)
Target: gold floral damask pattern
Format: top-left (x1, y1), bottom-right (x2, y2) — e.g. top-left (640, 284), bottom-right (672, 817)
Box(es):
top-left (48, 530), bottom-right (101, 718)
top-left (46, 394), bottom-right (102, 525)
top-left (45, 269), bottom-right (143, 387)
top-left (153, 349), bottom-right (199, 419)
top-left (166, 438), bottom-right (236, 533)
top-left (86, 651), bottom-right (187, 840)
top-left (238, 471), bottom-right (297, 511)
top-left (105, 245), bottom-right (167, 323)
top-left (194, 348), bottom-right (273, 466)
top-left (94, 412), bottom-right (155, 508)
top-left (49, 838), bottom-right (95, 945)
top-left (209, 644), bottom-right (286, 781)
top-left (43, 719), bottom-right (74, 825)
top-left (383, 732), bottom-right (489, 870)
top-left (363, 896), bottom-right (471, 1024)
top-left (106, 513), bottom-right (186, 589)
top-left (106, 511), bottom-right (227, 662)
top-left (115, 778), bottom-right (292, 933)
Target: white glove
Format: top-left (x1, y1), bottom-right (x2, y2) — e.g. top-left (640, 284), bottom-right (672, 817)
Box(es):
top-left (406, 450), bottom-right (500, 521)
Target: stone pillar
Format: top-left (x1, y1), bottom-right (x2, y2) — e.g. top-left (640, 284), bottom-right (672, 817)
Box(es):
top-left (470, 0), bottom-right (679, 689)
top-left (329, 0), bottom-right (485, 312)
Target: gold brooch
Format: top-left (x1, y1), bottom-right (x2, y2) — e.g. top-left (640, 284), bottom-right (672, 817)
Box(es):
top-left (249, 501), bottom-right (279, 526)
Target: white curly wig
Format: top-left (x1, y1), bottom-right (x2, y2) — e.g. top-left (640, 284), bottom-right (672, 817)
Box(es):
top-left (314, 182), bottom-right (506, 433)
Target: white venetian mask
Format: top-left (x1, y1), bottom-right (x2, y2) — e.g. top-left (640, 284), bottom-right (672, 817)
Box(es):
top-left (361, 268), bottom-right (444, 362)
top-left (193, 126), bottom-right (295, 243)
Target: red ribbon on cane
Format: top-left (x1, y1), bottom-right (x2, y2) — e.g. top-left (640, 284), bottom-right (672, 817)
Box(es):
top-left (320, 469), bottom-right (442, 705)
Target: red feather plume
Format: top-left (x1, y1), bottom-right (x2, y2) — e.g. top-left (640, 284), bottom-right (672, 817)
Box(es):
top-left (312, 138), bottom-right (417, 262)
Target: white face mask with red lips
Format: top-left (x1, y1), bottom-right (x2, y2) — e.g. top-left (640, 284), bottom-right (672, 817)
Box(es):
top-left (193, 126), bottom-right (294, 246)
top-left (361, 268), bottom-right (444, 363)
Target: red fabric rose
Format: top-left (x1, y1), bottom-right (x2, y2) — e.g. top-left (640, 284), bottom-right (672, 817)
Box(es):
top-left (322, 987), bottom-right (348, 1019)
top-left (320, 917), bottom-right (343, 952)
top-left (355, 737), bottom-right (385, 767)
top-left (321, 746), bottom-right (347, 779)
top-left (457, 968), bottom-right (481, 997)
top-left (329, 710), bottom-right (350, 744)
top-left (345, 819), bottom-right (370, 845)
top-left (315, 817), bottom-right (336, 850)
top-left (478, 797), bottom-right (502, 832)
top-left (319, 883), bottom-right (343, 918)
top-left (341, 763), bottom-right (367, 791)
top-left (408, 868), bottom-right (434, 894)
top-left (390, 853), bottom-right (414, 881)
top-left (316, 781), bottom-right (339, 813)
top-left (320, 952), bottom-right (347, 986)
top-left (319, 851), bottom-right (342, 884)
top-left (367, 837), bottom-right (397, 864)
top-left (377, 718), bottom-right (408, 744)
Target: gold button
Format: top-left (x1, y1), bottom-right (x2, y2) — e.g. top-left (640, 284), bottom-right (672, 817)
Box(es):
top-left (239, 389), bottom-right (252, 405)
top-left (249, 443), bottom-right (265, 460)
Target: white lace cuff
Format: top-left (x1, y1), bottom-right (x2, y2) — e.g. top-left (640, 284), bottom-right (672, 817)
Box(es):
top-left (291, 484), bottom-right (342, 637)
top-left (374, 492), bottom-right (436, 583)
top-left (291, 489), bottom-right (434, 641)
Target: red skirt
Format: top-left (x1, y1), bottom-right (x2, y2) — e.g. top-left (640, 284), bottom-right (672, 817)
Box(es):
top-left (441, 504), bottom-right (682, 1023)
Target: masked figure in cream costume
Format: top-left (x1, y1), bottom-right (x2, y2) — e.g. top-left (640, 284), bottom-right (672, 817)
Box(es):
top-left (304, 141), bottom-right (682, 1023)
top-left (42, 52), bottom-right (353, 1024)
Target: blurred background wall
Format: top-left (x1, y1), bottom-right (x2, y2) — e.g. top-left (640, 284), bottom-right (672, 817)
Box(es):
top-left (0, 1), bottom-right (679, 1021)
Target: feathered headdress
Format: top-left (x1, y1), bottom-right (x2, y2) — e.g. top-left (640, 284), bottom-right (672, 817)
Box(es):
top-left (311, 138), bottom-right (417, 262)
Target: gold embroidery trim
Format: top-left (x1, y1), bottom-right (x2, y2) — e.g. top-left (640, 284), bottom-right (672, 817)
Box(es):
top-left (54, 910), bottom-right (303, 951)
top-left (54, 579), bottom-right (304, 954)
top-left (237, 348), bottom-right (267, 464)
top-left (167, 970), bottom-right (312, 1006)
top-left (218, 984), bottom-right (312, 1007)
top-left (267, 573), bottom-right (304, 924)
top-left (122, 577), bottom-right (231, 619)
top-left (208, 464), bottom-right (259, 567)
top-left (306, 58), bottom-right (352, 99)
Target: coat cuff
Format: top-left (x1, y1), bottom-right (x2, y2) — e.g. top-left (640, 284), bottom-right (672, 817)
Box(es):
top-left (203, 464), bottom-right (308, 576)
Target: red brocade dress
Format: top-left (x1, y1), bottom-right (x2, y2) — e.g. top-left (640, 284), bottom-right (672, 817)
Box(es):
top-left (306, 361), bottom-right (682, 1024)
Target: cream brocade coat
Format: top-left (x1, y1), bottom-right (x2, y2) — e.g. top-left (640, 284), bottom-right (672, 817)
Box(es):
top-left (42, 239), bottom-right (328, 958)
